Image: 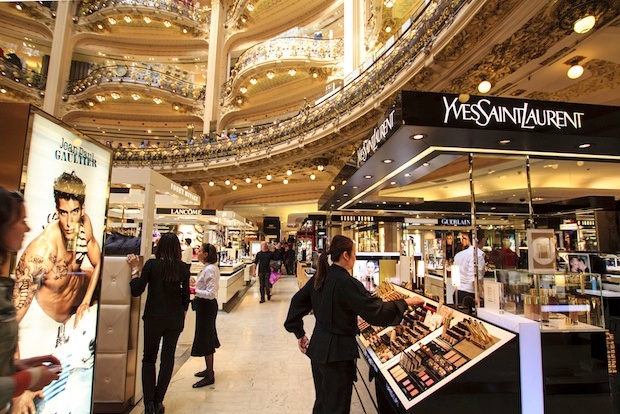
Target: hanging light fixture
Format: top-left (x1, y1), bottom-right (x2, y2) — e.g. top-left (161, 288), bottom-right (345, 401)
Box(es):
top-left (310, 174), bottom-right (316, 180)
top-left (232, 184), bottom-right (237, 190)
top-left (225, 179), bottom-right (231, 185)
top-left (286, 169), bottom-right (292, 176)
top-left (256, 182), bottom-right (262, 188)
top-left (266, 174), bottom-right (272, 181)
top-left (283, 179), bottom-right (289, 184)
top-left (209, 181), bottom-right (214, 186)
top-left (245, 177), bottom-right (251, 183)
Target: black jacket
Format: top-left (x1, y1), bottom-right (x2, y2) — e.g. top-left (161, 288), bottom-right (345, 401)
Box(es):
top-left (130, 258), bottom-right (191, 329)
top-left (254, 250), bottom-right (273, 274)
top-left (284, 264), bottom-right (407, 363)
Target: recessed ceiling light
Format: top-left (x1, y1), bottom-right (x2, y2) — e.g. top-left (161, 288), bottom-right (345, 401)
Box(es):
top-left (422, 162), bottom-right (429, 167)
top-left (343, 193), bottom-right (349, 197)
top-left (330, 185), bottom-right (335, 190)
top-left (478, 80), bottom-right (492, 94)
top-left (364, 175), bottom-right (373, 179)
top-left (352, 185), bottom-right (359, 189)
top-left (245, 177), bottom-right (251, 183)
top-left (390, 181), bottom-right (396, 185)
top-left (283, 179), bottom-right (289, 184)
top-left (209, 181), bottom-right (214, 186)
top-left (341, 180), bottom-right (346, 185)
top-left (499, 139), bottom-right (510, 145)
top-left (232, 184), bottom-right (237, 190)
top-left (225, 179), bottom-right (230, 185)
top-left (574, 15), bottom-right (596, 34)
top-left (286, 169), bottom-right (292, 176)
top-left (310, 174), bottom-right (316, 180)
top-left (404, 173), bottom-right (410, 177)
top-left (577, 161), bottom-right (585, 167)
top-left (266, 174), bottom-right (272, 181)
top-left (383, 159), bottom-right (393, 164)
top-left (567, 64), bottom-right (584, 79)
top-left (257, 183), bottom-right (262, 188)
top-left (579, 143), bottom-right (591, 149)
top-left (411, 134), bottom-right (425, 140)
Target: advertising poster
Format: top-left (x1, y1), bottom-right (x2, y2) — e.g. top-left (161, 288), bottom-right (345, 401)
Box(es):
top-left (353, 259), bottom-right (380, 292)
top-left (14, 113), bottom-right (111, 413)
top-left (527, 229), bottom-right (556, 274)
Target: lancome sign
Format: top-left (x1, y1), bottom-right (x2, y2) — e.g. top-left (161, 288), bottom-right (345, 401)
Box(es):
top-left (357, 109), bottom-right (396, 167)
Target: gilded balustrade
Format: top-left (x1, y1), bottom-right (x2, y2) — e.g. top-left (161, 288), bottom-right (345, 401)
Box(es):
top-left (0, 58), bottom-right (47, 91)
top-left (113, 0), bottom-right (468, 167)
top-left (65, 65), bottom-right (206, 100)
top-left (79, 0), bottom-right (211, 24)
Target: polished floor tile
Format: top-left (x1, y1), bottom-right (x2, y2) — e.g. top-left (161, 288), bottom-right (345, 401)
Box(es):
top-left (129, 275), bottom-right (372, 413)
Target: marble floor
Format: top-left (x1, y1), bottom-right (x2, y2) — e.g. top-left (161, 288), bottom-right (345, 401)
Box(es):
top-left (129, 275), bottom-right (372, 413)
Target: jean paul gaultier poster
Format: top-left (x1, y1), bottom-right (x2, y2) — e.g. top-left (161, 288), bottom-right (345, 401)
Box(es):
top-left (13, 113), bottom-right (111, 414)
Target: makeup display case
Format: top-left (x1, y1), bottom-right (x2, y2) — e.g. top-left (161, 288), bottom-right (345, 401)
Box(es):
top-left (493, 270), bottom-right (605, 331)
top-left (357, 283), bottom-right (519, 413)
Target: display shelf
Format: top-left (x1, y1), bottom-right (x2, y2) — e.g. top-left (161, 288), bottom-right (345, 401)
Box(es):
top-left (357, 284), bottom-right (516, 412)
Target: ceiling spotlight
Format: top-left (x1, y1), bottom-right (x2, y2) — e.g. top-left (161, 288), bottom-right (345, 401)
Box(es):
top-left (111, 92), bottom-right (120, 99)
top-left (163, 20), bottom-right (171, 27)
top-left (288, 69), bottom-right (296, 76)
top-left (574, 15), bottom-right (596, 34)
top-left (266, 71), bottom-right (275, 79)
top-left (247, 3), bottom-right (255, 11)
top-left (144, 16), bottom-right (151, 23)
top-left (478, 80), bottom-right (492, 94)
top-left (579, 143), bottom-right (591, 149)
top-left (240, 15), bottom-right (248, 23)
top-left (131, 93), bottom-right (140, 100)
top-left (384, 0), bottom-right (394, 7)
top-left (330, 185), bottom-right (335, 190)
top-left (310, 174), bottom-right (316, 180)
top-left (266, 174), bottom-right (272, 181)
top-left (245, 177), bottom-right (251, 183)
top-left (567, 64), bottom-right (584, 79)
top-left (249, 78), bottom-right (257, 85)
top-left (15, 3), bottom-right (22, 10)
top-left (317, 164), bottom-right (324, 171)
top-left (153, 97), bottom-right (162, 104)
top-left (458, 94), bottom-right (470, 103)
top-left (422, 162), bottom-right (429, 167)
top-left (97, 23), bottom-right (104, 30)
top-left (577, 161), bottom-right (585, 167)
top-left (240, 86), bottom-right (247, 94)
top-left (95, 95), bottom-right (105, 102)
top-left (225, 179), bottom-right (231, 185)
top-left (341, 180), bottom-right (347, 185)
top-left (0, 88), bottom-right (6, 94)
top-left (385, 25), bottom-right (392, 33)
top-left (182, 27), bottom-right (188, 34)
top-left (364, 175), bottom-right (373, 179)
top-left (283, 179), bottom-right (289, 184)
top-left (88, 101), bottom-right (94, 107)
top-left (209, 181), bottom-right (214, 186)
top-left (499, 139), bottom-right (510, 145)
top-left (286, 169), bottom-right (292, 176)
top-left (232, 184), bottom-right (237, 190)
top-left (411, 134), bottom-right (425, 140)
top-left (257, 182), bottom-right (262, 188)
top-left (236, 96), bottom-right (243, 104)
top-left (108, 17), bottom-right (116, 25)
top-left (382, 159), bottom-right (393, 164)
top-left (124, 15), bottom-right (131, 23)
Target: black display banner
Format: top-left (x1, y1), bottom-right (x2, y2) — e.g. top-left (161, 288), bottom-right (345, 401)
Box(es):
top-left (401, 91), bottom-right (620, 136)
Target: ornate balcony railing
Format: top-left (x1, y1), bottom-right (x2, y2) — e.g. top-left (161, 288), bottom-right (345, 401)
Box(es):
top-left (0, 58), bottom-right (47, 91)
top-left (114, 0), bottom-right (468, 167)
top-left (221, 37), bottom-right (344, 100)
top-left (65, 65), bottom-right (206, 100)
top-left (79, 0), bottom-right (211, 24)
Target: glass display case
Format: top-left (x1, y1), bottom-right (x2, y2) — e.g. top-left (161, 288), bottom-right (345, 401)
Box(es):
top-left (492, 270), bottom-right (604, 331)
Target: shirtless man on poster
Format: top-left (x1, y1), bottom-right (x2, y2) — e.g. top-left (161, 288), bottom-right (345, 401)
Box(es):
top-left (12, 171), bottom-right (101, 413)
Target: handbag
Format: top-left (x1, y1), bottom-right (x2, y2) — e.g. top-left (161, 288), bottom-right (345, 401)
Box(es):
top-left (269, 269), bottom-right (281, 285)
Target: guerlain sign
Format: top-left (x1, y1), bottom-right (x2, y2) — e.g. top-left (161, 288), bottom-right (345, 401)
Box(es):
top-left (357, 109), bottom-right (396, 167)
top-left (442, 96), bottom-right (585, 130)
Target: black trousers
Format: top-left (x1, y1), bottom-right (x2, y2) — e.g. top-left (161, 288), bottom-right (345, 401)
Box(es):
top-left (311, 359), bottom-right (356, 414)
top-left (258, 271), bottom-right (271, 300)
top-left (142, 319), bottom-right (182, 404)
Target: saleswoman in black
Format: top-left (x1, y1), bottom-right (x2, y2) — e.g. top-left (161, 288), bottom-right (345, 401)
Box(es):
top-left (128, 232), bottom-right (190, 414)
top-left (284, 235), bottom-right (424, 414)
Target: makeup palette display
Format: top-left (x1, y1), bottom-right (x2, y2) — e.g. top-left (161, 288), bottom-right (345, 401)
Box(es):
top-left (356, 284), bottom-right (516, 412)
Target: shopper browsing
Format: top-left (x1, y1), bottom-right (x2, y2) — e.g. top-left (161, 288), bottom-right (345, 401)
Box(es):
top-left (453, 232), bottom-right (487, 313)
top-left (128, 233), bottom-right (191, 414)
top-left (253, 241), bottom-right (273, 303)
top-left (284, 235), bottom-right (424, 413)
top-left (191, 243), bottom-right (221, 388)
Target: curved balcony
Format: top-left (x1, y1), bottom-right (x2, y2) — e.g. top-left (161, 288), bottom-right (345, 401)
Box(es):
top-left (222, 37), bottom-right (343, 101)
top-left (79, 0), bottom-right (211, 25)
top-left (0, 58), bottom-right (47, 91)
top-left (65, 65), bottom-right (206, 101)
top-left (114, 0), bottom-right (468, 167)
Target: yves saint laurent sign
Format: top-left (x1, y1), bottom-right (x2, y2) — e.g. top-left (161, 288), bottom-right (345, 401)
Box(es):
top-left (357, 109), bottom-right (396, 167)
top-left (442, 96), bottom-right (585, 130)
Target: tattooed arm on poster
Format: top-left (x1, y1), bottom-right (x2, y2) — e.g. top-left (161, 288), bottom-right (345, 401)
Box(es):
top-left (73, 213), bottom-right (101, 328)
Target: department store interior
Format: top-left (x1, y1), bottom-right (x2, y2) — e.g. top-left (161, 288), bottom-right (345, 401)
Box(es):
top-left (1, 0), bottom-right (620, 413)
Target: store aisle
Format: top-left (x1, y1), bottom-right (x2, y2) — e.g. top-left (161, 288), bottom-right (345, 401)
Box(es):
top-left (128, 275), bottom-right (370, 413)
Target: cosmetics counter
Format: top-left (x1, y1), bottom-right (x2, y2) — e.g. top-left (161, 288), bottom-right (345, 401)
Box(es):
top-left (356, 283), bottom-right (519, 414)
top-left (218, 260), bottom-right (246, 310)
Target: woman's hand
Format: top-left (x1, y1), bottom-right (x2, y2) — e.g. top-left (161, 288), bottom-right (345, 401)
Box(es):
top-left (127, 254), bottom-right (140, 277)
top-left (297, 336), bottom-right (309, 354)
top-left (14, 355), bottom-right (61, 371)
top-left (405, 296), bottom-right (425, 308)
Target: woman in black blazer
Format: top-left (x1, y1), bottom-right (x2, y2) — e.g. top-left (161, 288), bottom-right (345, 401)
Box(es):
top-left (284, 235), bottom-right (423, 414)
top-left (128, 233), bottom-right (190, 414)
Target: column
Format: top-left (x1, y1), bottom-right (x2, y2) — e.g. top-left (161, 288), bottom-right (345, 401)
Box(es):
top-left (204, 0), bottom-right (226, 134)
top-left (379, 222), bottom-right (399, 252)
top-left (343, 0), bottom-right (365, 77)
top-left (42, 0), bottom-right (76, 116)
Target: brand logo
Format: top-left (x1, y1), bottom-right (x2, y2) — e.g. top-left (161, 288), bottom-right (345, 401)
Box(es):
top-left (170, 183), bottom-right (200, 203)
top-left (357, 109), bottom-right (396, 167)
top-left (55, 137), bottom-right (97, 167)
top-left (440, 218), bottom-right (471, 226)
top-left (442, 96), bottom-right (585, 130)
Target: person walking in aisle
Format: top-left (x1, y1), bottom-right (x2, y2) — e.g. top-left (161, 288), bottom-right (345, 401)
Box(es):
top-left (253, 241), bottom-right (273, 303)
top-left (191, 243), bottom-right (221, 388)
top-left (0, 188), bottom-right (61, 412)
top-left (182, 238), bottom-right (193, 273)
top-left (128, 233), bottom-right (191, 414)
top-left (284, 235), bottom-right (424, 414)
top-left (453, 232), bottom-right (487, 314)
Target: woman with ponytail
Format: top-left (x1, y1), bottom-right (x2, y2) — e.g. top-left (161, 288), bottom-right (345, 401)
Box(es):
top-left (284, 235), bottom-right (423, 413)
